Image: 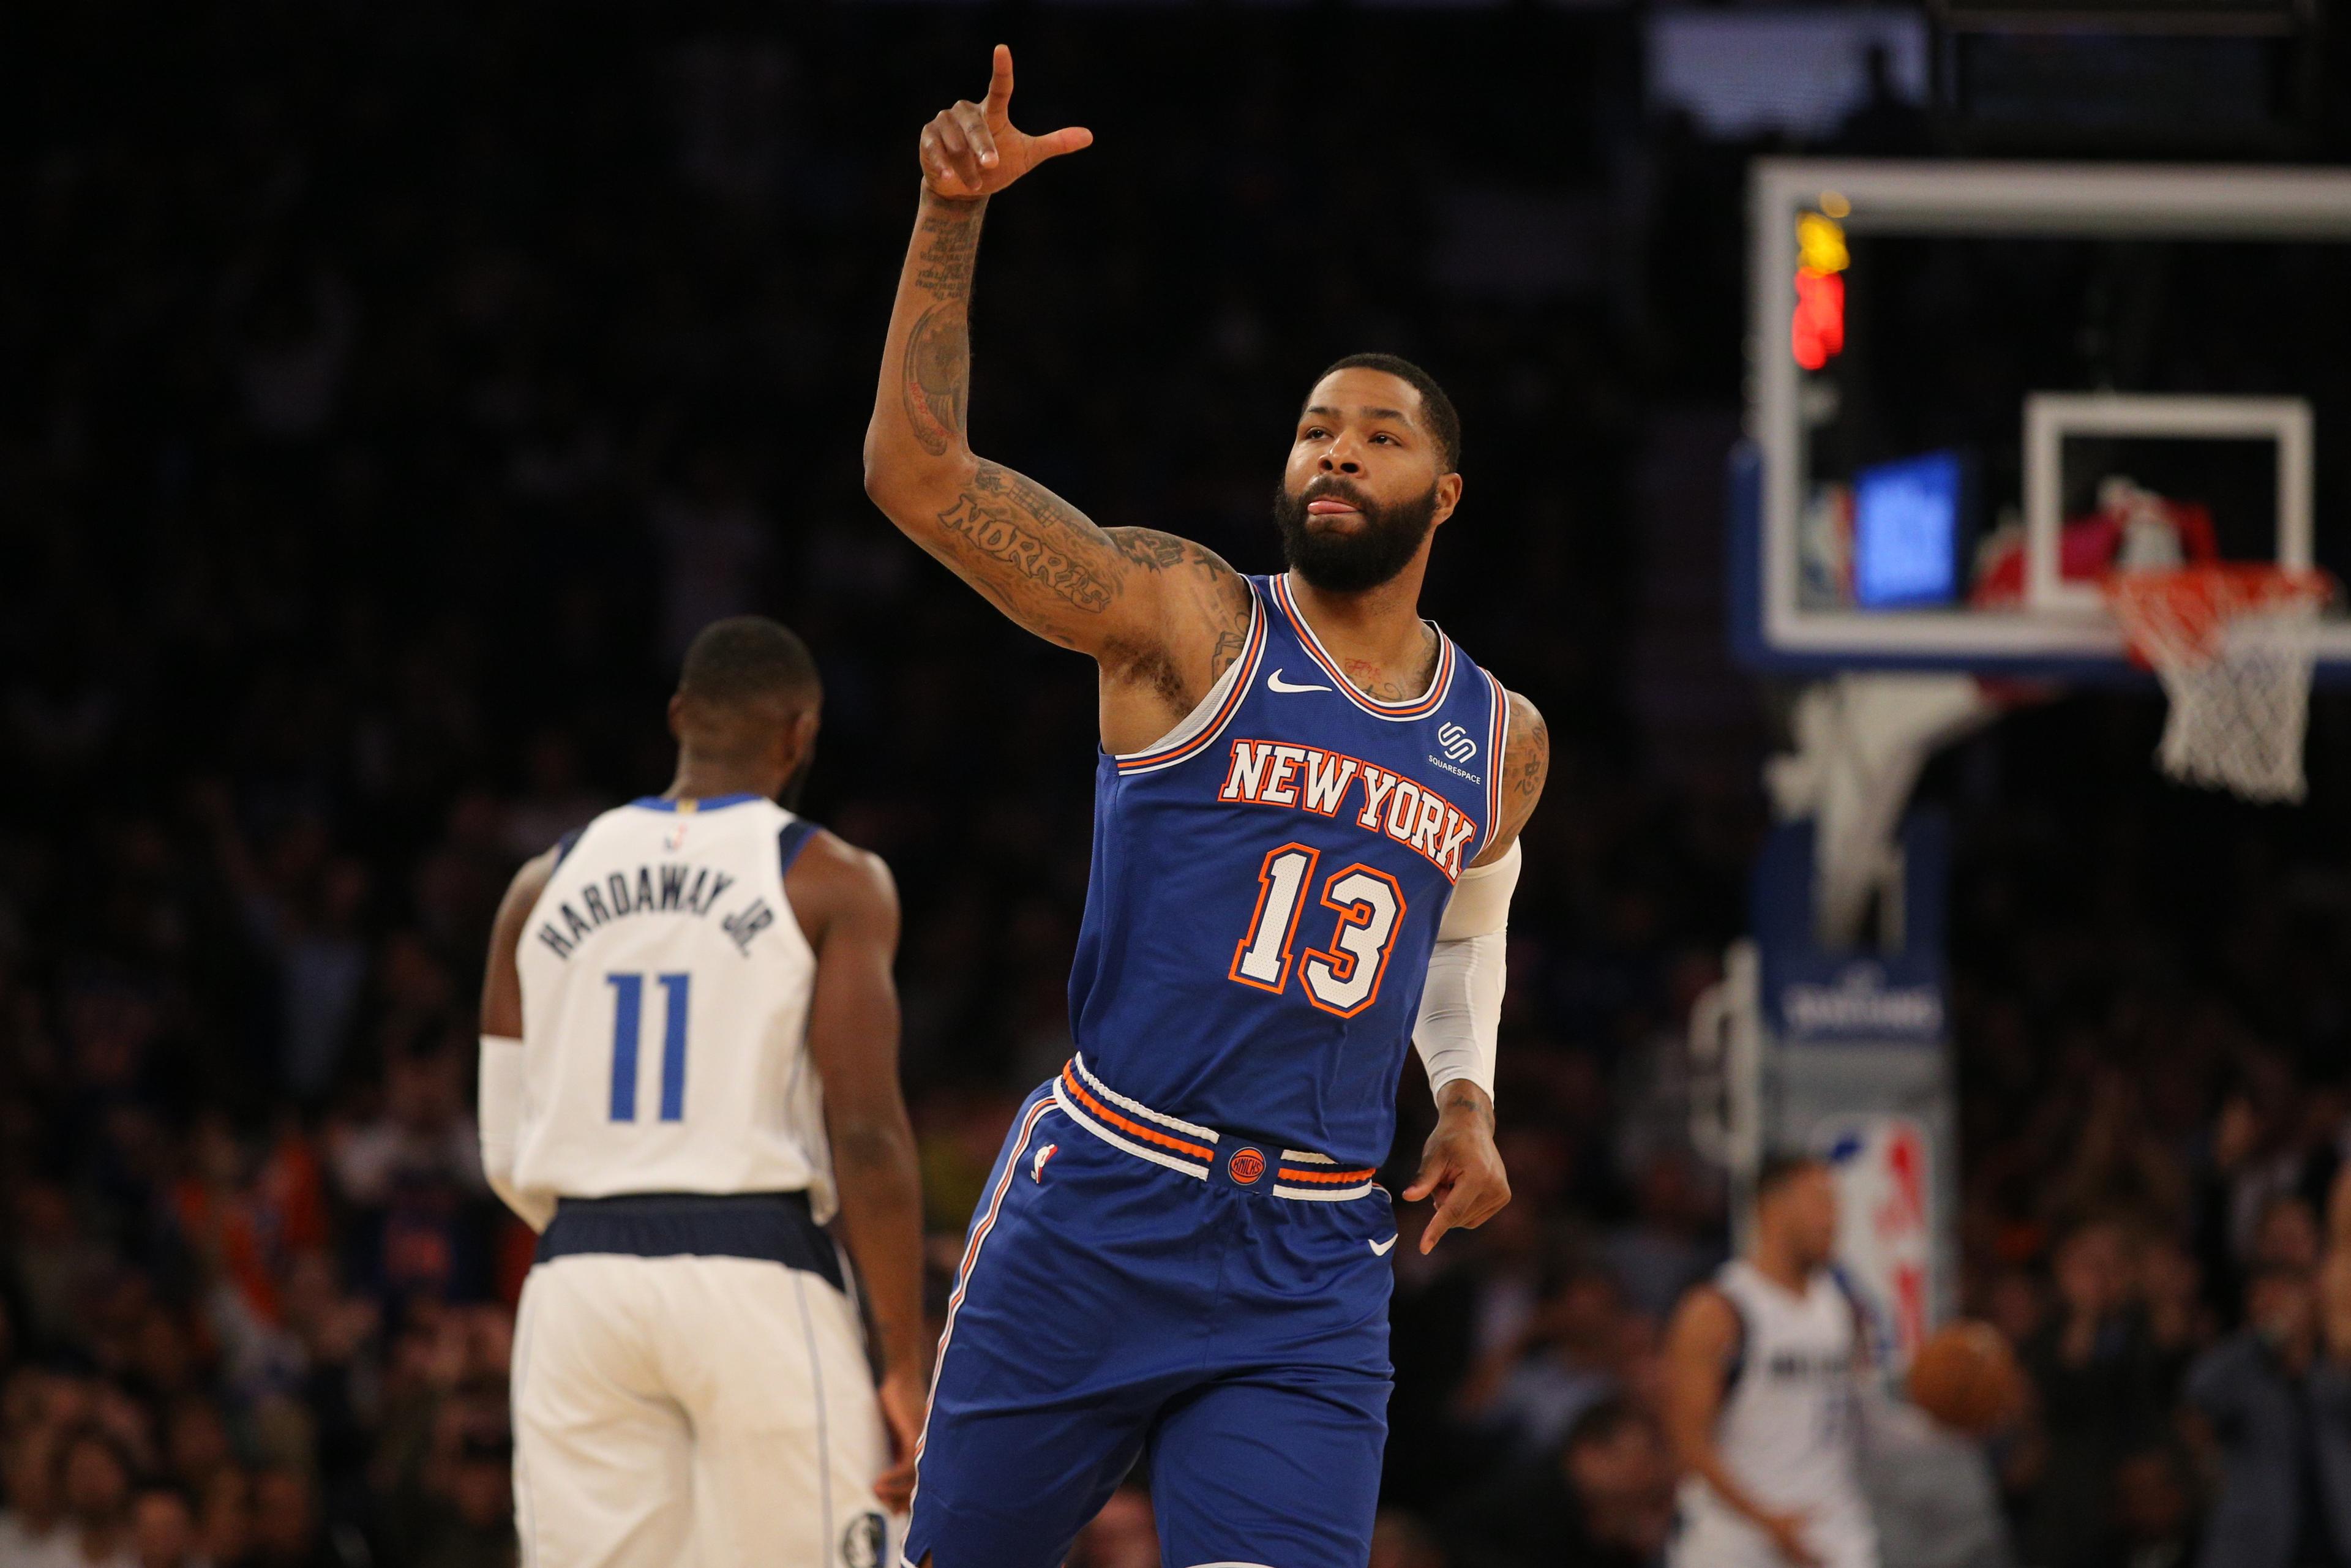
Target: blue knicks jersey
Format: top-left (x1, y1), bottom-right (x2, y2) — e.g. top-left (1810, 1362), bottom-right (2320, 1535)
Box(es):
top-left (1067, 573), bottom-right (1509, 1170)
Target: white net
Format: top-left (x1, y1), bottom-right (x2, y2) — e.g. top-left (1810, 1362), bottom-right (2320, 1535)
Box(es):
top-left (2107, 568), bottom-right (2331, 805)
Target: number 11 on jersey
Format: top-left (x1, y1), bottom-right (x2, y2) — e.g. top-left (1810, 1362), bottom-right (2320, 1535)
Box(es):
top-left (607, 971), bottom-right (691, 1122)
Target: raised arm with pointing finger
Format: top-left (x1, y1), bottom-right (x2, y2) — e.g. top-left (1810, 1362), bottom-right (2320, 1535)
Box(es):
top-left (860, 45), bottom-right (1259, 759)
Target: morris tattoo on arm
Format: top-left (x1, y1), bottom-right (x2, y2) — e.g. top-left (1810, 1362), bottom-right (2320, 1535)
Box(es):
top-left (866, 190), bottom-right (1248, 710)
top-left (934, 464), bottom-right (1119, 617)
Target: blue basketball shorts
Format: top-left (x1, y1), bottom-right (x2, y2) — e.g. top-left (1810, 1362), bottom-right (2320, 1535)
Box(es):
top-left (904, 1064), bottom-right (1398, 1568)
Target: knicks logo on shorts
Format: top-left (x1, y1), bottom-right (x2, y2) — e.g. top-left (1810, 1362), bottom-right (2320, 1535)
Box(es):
top-left (1228, 1147), bottom-right (1266, 1185)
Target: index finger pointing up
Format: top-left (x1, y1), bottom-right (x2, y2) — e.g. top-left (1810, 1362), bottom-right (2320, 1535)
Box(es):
top-left (984, 44), bottom-right (1014, 114)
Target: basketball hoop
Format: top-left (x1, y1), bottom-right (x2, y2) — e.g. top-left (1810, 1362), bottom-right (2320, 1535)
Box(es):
top-left (2104, 565), bottom-right (2334, 803)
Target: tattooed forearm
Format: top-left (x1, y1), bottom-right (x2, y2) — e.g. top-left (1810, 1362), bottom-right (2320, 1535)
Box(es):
top-left (901, 303), bottom-right (967, 457)
top-left (933, 463), bottom-right (1120, 613)
top-left (892, 196), bottom-right (986, 457)
top-left (910, 195), bottom-right (984, 302)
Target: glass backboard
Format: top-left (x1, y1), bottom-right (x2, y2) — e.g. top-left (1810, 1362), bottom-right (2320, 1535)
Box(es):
top-left (1733, 159), bottom-right (2351, 678)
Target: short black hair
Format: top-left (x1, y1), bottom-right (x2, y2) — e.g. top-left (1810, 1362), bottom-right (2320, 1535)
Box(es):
top-left (1755, 1149), bottom-right (1827, 1200)
top-left (677, 617), bottom-right (820, 707)
top-left (1318, 353), bottom-right (1462, 473)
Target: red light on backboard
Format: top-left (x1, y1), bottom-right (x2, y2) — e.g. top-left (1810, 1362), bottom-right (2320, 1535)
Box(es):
top-left (1793, 268), bottom-right (1845, 370)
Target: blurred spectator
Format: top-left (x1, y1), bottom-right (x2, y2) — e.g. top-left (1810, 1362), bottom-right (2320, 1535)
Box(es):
top-left (1439, 1396), bottom-right (1674, 1568)
top-left (195, 1472), bottom-right (250, 1568)
top-left (1605, 1153), bottom-right (1721, 1324)
top-left (651, 449), bottom-right (773, 667)
top-left (1368, 1509), bottom-right (1450, 1568)
top-left (2020, 1220), bottom-right (2168, 1568)
top-left (2139, 1237), bottom-right (2215, 1395)
top-left (128, 1485), bottom-right (202, 1568)
top-left (54, 1427), bottom-right (137, 1568)
top-left (497, 735), bottom-right (606, 864)
top-left (1458, 1264), bottom-right (1630, 1461)
top-left (0, 1422), bottom-right (67, 1564)
top-left (1862, 1397), bottom-right (2015, 1568)
top-left (244, 1469), bottom-right (336, 1568)
top-left (400, 1412), bottom-right (513, 1568)
top-left (2094, 1443), bottom-right (2199, 1568)
top-left (2179, 1264), bottom-right (2351, 1568)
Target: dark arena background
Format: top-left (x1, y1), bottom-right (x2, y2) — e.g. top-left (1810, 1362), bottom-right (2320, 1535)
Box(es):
top-left (9, 4), bottom-right (2351, 1567)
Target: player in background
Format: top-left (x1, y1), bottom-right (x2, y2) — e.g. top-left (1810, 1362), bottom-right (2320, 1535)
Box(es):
top-left (476, 617), bottom-right (925, 1568)
top-left (1663, 1153), bottom-right (1881, 1568)
top-left (864, 47), bottom-right (1550, 1568)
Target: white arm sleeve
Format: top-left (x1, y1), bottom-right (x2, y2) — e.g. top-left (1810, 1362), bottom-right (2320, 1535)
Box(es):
top-left (1414, 841), bottom-right (1520, 1101)
top-left (478, 1034), bottom-right (556, 1232)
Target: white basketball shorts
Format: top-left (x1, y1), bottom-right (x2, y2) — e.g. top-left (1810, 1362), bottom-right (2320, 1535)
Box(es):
top-left (512, 1251), bottom-right (894, 1568)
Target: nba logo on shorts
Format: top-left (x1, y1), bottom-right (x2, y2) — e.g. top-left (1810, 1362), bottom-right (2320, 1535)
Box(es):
top-left (1228, 1147), bottom-right (1265, 1185)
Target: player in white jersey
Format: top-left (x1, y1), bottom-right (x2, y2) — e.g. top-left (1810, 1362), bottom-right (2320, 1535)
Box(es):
top-left (1664, 1153), bottom-right (1880, 1568)
top-left (475, 617), bottom-right (926, 1568)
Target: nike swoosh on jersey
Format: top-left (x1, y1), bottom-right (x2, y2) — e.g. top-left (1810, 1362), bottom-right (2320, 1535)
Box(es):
top-left (1369, 1235), bottom-right (1398, 1256)
top-left (1266, 668), bottom-right (1333, 695)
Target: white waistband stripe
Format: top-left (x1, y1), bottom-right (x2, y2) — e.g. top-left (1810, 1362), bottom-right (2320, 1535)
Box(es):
top-left (1272, 1181), bottom-right (1376, 1202)
top-left (1053, 1080), bottom-right (1211, 1181)
top-left (1072, 1053), bottom-right (1221, 1143)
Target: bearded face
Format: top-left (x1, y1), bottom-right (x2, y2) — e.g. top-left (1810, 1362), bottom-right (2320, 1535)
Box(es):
top-left (1270, 474), bottom-right (1442, 593)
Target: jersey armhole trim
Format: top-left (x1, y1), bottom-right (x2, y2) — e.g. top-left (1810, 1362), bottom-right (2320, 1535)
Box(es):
top-left (1482, 668), bottom-right (1508, 844)
top-left (550, 826), bottom-right (587, 871)
top-left (1719, 1286), bottom-right (1750, 1398)
top-left (1111, 585), bottom-right (1268, 775)
top-left (778, 817), bottom-right (820, 876)
top-left (1828, 1263), bottom-right (1875, 1365)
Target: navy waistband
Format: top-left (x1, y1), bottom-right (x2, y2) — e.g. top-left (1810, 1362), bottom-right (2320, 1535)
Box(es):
top-left (536, 1191), bottom-right (842, 1292)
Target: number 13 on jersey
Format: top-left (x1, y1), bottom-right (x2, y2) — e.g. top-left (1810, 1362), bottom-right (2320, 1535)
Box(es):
top-left (1228, 843), bottom-right (1407, 1018)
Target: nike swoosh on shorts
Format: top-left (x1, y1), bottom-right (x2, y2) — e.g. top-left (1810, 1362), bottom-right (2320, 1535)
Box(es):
top-left (1369, 1236), bottom-right (1398, 1256)
top-left (1267, 669), bottom-right (1333, 694)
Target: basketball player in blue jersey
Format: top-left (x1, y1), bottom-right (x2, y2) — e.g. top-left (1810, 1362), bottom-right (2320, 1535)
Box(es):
top-left (863, 48), bottom-right (1550, 1568)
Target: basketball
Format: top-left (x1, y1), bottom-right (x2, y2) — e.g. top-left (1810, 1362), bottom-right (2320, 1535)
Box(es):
top-left (1907, 1321), bottom-right (2023, 1435)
